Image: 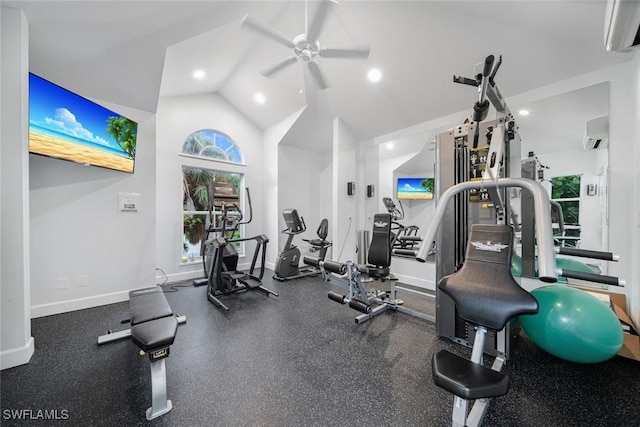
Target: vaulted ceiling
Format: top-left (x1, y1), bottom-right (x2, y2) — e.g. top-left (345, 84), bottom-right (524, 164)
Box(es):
top-left (4, 1), bottom-right (632, 152)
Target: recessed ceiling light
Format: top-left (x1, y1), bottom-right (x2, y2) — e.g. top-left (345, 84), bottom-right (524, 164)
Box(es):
top-left (386, 142), bottom-right (394, 150)
top-left (518, 109), bottom-right (530, 116)
top-left (368, 68), bottom-right (382, 83)
top-left (254, 92), bottom-right (266, 105)
top-left (192, 69), bottom-right (206, 80)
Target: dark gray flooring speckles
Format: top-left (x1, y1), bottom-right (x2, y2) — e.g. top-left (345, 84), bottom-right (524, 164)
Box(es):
top-left (2, 272), bottom-right (640, 426)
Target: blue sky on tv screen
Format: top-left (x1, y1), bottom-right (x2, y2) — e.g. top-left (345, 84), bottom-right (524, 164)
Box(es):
top-left (29, 73), bottom-right (129, 155)
top-left (398, 177), bottom-right (429, 193)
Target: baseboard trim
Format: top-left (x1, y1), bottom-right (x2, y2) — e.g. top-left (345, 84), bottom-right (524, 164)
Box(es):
top-left (158, 263), bottom-right (274, 285)
top-left (31, 263), bottom-right (274, 319)
top-left (156, 269), bottom-right (204, 285)
top-left (1, 336), bottom-right (34, 370)
top-left (30, 290), bottom-right (133, 319)
top-left (393, 273), bottom-right (435, 291)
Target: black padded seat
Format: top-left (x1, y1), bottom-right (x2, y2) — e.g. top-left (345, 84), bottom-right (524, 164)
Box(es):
top-left (129, 287), bottom-right (173, 326)
top-left (432, 351), bottom-right (509, 399)
top-left (438, 224), bottom-right (539, 330)
top-left (433, 224), bottom-right (539, 400)
top-left (131, 315), bottom-right (178, 353)
top-left (303, 218), bottom-right (330, 248)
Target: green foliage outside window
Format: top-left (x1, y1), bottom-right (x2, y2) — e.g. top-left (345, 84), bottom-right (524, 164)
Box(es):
top-left (182, 166), bottom-right (242, 256)
top-left (551, 175), bottom-right (581, 247)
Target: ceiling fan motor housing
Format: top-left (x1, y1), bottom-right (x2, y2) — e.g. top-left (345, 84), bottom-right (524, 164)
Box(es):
top-left (293, 34), bottom-right (319, 61)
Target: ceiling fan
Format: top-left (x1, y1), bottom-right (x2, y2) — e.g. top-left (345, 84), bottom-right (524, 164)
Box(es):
top-left (241, 0), bottom-right (370, 90)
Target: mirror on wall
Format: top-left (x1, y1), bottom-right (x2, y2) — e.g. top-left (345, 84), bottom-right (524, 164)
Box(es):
top-left (373, 82), bottom-right (610, 276)
top-left (513, 82), bottom-right (610, 275)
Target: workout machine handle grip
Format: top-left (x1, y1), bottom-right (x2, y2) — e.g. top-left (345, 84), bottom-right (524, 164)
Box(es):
top-left (555, 247), bottom-right (619, 262)
top-left (416, 178), bottom-right (557, 282)
top-left (473, 55), bottom-right (494, 122)
top-left (482, 54), bottom-right (495, 78)
top-left (558, 268), bottom-right (624, 287)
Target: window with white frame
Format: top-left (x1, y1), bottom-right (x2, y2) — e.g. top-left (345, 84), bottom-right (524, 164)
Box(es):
top-left (181, 130), bottom-right (245, 263)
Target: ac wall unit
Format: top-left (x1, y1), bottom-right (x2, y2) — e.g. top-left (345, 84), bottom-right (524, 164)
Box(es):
top-left (604, 0), bottom-right (640, 52)
top-left (583, 116), bottom-right (609, 150)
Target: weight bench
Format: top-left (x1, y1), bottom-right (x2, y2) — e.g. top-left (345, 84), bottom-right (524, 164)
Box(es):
top-left (98, 286), bottom-right (187, 420)
top-left (432, 224), bottom-right (539, 427)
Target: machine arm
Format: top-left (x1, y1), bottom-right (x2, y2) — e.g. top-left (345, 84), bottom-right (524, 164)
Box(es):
top-left (415, 178), bottom-right (557, 282)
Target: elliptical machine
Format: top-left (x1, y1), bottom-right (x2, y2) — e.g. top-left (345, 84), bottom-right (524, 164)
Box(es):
top-left (382, 197), bottom-right (422, 256)
top-left (272, 208), bottom-right (331, 281)
top-left (193, 182), bottom-right (278, 310)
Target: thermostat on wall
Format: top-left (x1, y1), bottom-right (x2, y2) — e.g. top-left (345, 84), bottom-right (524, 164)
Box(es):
top-left (119, 192), bottom-right (141, 212)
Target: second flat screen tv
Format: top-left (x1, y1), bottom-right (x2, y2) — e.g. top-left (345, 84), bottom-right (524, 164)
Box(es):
top-left (28, 73), bottom-right (138, 173)
top-left (397, 177), bottom-right (434, 200)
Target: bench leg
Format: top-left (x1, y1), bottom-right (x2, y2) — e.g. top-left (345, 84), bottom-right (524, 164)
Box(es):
top-left (146, 358), bottom-right (172, 420)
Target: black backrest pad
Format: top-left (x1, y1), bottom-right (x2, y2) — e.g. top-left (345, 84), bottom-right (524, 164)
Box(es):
top-left (368, 213), bottom-right (392, 267)
top-left (437, 224), bottom-right (538, 330)
top-left (129, 287), bottom-right (173, 326)
top-left (317, 218), bottom-right (329, 240)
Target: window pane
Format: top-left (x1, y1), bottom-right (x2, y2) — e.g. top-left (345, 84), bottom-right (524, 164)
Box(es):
top-left (551, 175), bottom-right (581, 199)
top-left (181, 129), bottom-right (244, 164)
top-left (558, 200), bottom-right (579, 224)
top-left (182, 165), bottom-right (244, 262)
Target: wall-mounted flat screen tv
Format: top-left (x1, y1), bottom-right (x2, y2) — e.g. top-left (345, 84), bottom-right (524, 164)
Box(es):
top-left (397, 177), bottom-right (434, 200)
top-left (28, 73), bottom-right (138, 173)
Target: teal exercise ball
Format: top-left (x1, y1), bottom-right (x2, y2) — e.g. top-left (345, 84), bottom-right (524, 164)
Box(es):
top-left (511, 254), bottom-right (522, 277)
top-left (520, 285), bottom-right (623, 363)
top-left (556, 257), bottom-right (595, 283)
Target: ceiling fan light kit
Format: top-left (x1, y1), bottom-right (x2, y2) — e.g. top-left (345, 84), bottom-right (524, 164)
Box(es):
top-left (241, 0), bottom-right (370, 90)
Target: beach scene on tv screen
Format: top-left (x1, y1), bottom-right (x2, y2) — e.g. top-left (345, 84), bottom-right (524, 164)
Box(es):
top-left (397, 178), bottom-right (434, 199)
top-left (28, 73), bottom-right (137, 173)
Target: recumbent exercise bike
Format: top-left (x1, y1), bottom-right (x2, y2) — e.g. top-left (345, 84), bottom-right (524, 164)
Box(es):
top-left (273, 208), bottom-right (331, 281)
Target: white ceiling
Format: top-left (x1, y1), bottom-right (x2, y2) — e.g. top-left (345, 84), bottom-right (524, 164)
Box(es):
top-left (3, 0), bottom-right (632, 152)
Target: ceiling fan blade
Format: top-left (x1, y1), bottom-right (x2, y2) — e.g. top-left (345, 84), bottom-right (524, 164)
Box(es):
top-left (307, 61), bottom-right (328, 90)
top-left (241, 14), bottom-right (294, 49)
top-left (319, 47), bottom-right (370, 59)
top-left (307, 0), bottom-right (337, 42)
top-left (261, 56), bottom-right (298, 77)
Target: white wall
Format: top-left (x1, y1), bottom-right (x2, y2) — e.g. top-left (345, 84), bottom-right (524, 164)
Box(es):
top-left (155, 93), bottom-right (264, 282)
top-left (264, 108), bottom-right (303, 266)
top-left (1, 7), bottom-right (34, 369)
top-left (332, 119), bottom-right (359, 263)
top-left (277, 145), bottom-right (332, 259)
top-left (29, 109), bottom-right (157, 317)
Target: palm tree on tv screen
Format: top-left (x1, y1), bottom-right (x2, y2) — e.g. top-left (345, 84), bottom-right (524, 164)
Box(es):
top-left (106, 116), bottom-right (137, 159)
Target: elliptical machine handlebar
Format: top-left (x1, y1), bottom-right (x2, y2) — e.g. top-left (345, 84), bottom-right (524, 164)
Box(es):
top-left (383, 197), bottom-right (404, 221)
top-left (213, 187), bottom-right (253, 236)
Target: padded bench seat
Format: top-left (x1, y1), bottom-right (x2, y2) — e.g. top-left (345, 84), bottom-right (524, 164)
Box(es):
top-left (131, 315), bottom-right (178, 353)
top-left (129, 287), bottom-right (173, 326)
top-left (99, 285), bottom-right (185, 420)
top-left (433, 349), bottom-right (509, 400)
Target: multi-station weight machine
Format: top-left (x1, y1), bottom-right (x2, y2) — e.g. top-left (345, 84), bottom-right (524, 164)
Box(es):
top-left (429, 54), bottom-right (525, 358)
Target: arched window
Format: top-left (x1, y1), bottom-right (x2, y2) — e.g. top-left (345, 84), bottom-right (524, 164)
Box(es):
top-left (181, 129), bottom-right (244, 164)
top-left (181, 130), bottom-right (246, 264)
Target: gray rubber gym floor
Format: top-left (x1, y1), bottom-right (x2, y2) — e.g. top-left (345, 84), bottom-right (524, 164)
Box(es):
top-left (2, 272), bottom-right (640, 426)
